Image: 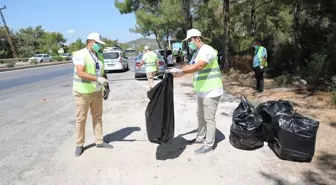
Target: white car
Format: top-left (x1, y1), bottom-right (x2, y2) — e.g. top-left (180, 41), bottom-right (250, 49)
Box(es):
top-left (103, 51), bottom-right (129, 72)
top-left (166, 54), bottom-right (174, 66)
top-left (29, 54), bottom-right (52, 63)
top-left (61, 53), bottom-right (72, 59)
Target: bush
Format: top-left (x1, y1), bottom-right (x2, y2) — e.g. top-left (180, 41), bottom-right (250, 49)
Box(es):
top-left (52, 56), bottom-right (63, 61)
top-left (29, 59), bottom-right (38, 65)
top-left (301, 54), bottom-right (326, 85)
top-left (273, 74), bottom-right (295, 87)
top-left (229, 55), bottom-right (253, 73)
top-left (331, 76), bottom-right (336, 106)
top-left (5, 62), bottom-right (15, 68)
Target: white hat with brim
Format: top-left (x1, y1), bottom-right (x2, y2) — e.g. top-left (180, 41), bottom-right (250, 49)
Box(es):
top-left (87, 32), bottom-right (106, 45)
top-left (144, 46), bottom-right (150, 50)
top-left (183, 29), bottom-right (202, 41)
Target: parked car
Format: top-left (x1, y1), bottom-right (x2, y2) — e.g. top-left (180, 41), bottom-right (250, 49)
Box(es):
top-left (28, 54), bottom-right (52, 63)
top-left (61, 53), bottom-right (72, 61)
top-left (166, 54), bottom-right (174, 66)
top-left (103, 50), bottom-right (129, 72)
top-left (134, 51), bottom-right (167, 79)
top-left (155, 49), bottom-right (174, 66)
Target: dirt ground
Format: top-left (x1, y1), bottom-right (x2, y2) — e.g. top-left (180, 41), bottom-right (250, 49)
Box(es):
top-left (2, 62), bottom-right (335, 185)
top-left (222, 72), bottom-right (336, 185)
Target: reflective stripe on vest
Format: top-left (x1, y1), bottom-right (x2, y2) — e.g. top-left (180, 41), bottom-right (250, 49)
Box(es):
top-left (73, 49), bottom-right (105, 94)
top-left (145, 51), bottom-right (158, 72)
top-left (257, 46), bottom-right (268, 67)
top-left (193, 46), bottom-right (223, 92)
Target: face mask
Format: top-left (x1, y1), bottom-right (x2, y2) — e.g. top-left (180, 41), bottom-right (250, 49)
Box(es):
top-left (188, 42), bottom-right (197, 50)
top-left (92, 43), bottom-right (101, 52)
top-left (254, 45), bottom-right (259, 50)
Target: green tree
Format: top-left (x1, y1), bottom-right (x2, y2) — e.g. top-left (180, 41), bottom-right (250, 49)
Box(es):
top-left (14, 25), bottom-right (66, 57)
top-left (40, 32), bottom-right (67, 55)
top-left (101, 37), bottom-right (118, 47)
top-left (0, 26), bottom-right (13, 58)
top-left (118, 43), bottom-right (130, 51)
top-left (116, 0), bottom-right (183, 49)
top-left (68, 38), bottom-right (85, 53)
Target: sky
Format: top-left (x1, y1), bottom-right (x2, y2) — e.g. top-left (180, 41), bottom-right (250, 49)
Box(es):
top-left (1, 0), bottom-right (154, 45)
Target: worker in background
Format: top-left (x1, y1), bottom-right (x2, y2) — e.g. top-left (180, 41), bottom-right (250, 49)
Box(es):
top-left (138, 46), bottom-right (159, 91)
top-left (167, 28), bottom-right (223, 155)
top-left (252, 39), bottom-right (267, 93)
top-left (72, 32), bottom-right (113, 157)
top-left (164, 48), bottom-right (168, 64)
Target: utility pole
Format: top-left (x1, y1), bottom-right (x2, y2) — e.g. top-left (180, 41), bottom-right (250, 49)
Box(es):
top-left (0, 5), bottom-right (18, 58)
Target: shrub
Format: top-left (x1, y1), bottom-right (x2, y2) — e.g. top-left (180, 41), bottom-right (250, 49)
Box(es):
top-left (273, 74), bottom-right (295, 87)
top-left (5, 62), bottom-right (15, 68)
top-left (52, 56), bottom-right (63, 61)
top-left (29, 59), bottom-right (38, 65)
top-left (331, 76), bottom-right (336, 106)
top-left (229, 55), bottom-right (253, 73)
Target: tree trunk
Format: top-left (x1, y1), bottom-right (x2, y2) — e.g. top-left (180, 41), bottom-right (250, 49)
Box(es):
top-left (293, 1), bottom-right (302, 73)
top-left (222, 0), bottom-right (230, 70)
top-left (250, 2), bottom-right (256, 37)
top-left (154, 32), bottom-right (162, 49)
top-left (181, 0), bottom-right (192, 58)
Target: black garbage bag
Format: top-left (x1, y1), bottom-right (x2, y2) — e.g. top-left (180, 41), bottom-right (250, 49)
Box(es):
top-left (145, 73), bottom-right (175, 145)
top-left (256, 100), bottom-right (294, 141)
top-left (269, 112), bottom-right (319, 162)
top-left (229, 96), bottom-right (264, 150)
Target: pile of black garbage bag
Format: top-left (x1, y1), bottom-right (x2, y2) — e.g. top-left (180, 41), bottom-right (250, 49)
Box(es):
top-left (229, 96), bottom-right (320, 162)
top-left (145, 73), bottom-right (175, 145)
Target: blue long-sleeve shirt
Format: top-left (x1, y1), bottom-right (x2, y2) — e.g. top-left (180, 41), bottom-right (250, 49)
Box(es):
top-left (253, 47), bottom-right (267, 67)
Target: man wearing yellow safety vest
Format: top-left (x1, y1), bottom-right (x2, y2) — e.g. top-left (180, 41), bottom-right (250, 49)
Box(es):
top-left (72, 32), bottom-right (113, 157)
top-left (167, 29), bottom-right (223, 155)
top-left (138, 46), bottom-right (159, 91)
top-left (252, 39), bottom-right (267, 93)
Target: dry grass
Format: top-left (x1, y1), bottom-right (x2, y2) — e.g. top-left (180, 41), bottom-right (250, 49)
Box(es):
top-left (223, 69), bottom-right (336, 123)
top-left (222, 70), bottom-right (336, 124)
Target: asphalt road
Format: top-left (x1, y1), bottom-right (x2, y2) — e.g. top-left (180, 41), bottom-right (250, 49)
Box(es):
top-left (0, 60), bottom-right (137, 185)
top-left (0, 63), bottom-right (74, 91)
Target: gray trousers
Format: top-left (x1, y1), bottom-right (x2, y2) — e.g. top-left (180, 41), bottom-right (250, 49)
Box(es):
top-left (196, 96), bottom-right (220, 148)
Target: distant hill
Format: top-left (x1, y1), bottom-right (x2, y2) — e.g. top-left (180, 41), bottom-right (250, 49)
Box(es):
top-left (123, 38), bottom-right (165, 50)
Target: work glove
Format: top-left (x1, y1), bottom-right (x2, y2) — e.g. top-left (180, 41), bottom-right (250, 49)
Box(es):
top-left (103, 89), bottom-right (110, 100)
top-left (103, 84), bottom-right (110, 100)
top-left (167, 68), bottom-right (183, 75)
top-left (260, 66), bottom-right (264, 70)
top-left (97, 77), bottom-right (109, 86)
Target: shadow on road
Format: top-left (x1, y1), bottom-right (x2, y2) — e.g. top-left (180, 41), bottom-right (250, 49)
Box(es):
top-left (302, 152), bottom-right (336, 185)
top-left (259, 171), bottom-right (289, 185)
top-left (155, 129), bottom-right (225, 160)
top-left (329, 122), bottom-right (336, 128)
top-left (155, 129), bottom-right (196, 161)
top-left (104, 126), bottom-right (141, 143)
top-left (156, 136), bottom-right (188, 161)
top-left (83, 126), bottom-right (141, 151)
top-left (213, 129), bottom-right (226, 149)
top-left (259, 152), bottom-right (336, 185)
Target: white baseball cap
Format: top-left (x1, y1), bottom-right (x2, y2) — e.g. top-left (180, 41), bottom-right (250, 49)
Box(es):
top-left (87, 32), bottom-right (106, 45)
top-left (183, 28), bottom-right (202, 41)
top-left (144, 45), bottom-right (150, 50)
